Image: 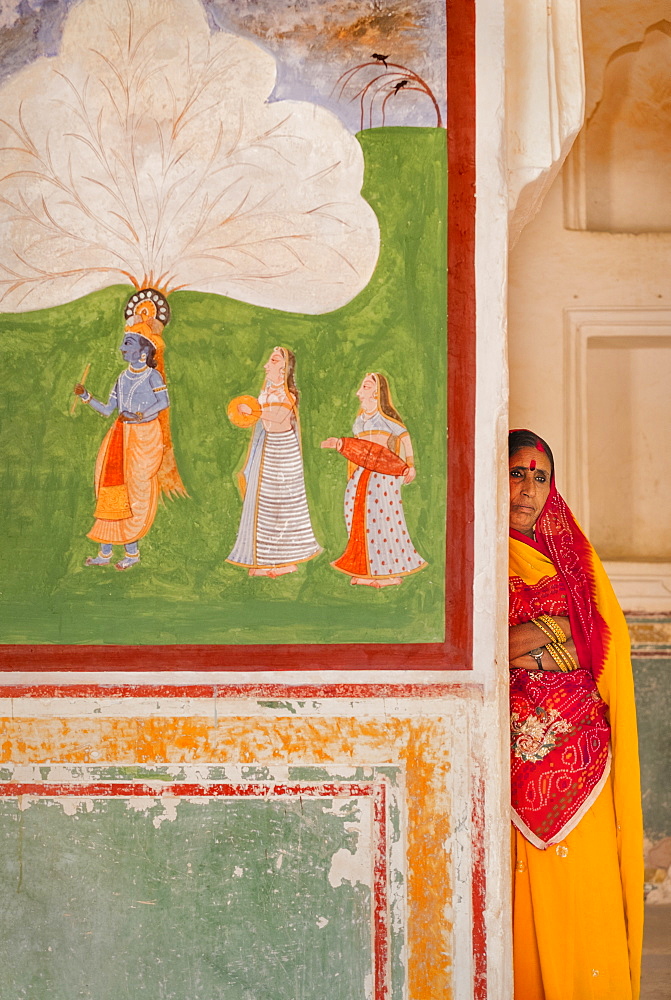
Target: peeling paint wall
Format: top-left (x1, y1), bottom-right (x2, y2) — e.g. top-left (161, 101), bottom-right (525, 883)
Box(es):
top-left (0, 683), bottom-right (502, 1000)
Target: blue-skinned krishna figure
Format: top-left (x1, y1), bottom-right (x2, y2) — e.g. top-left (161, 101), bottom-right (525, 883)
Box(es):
top-left (73, 289), bottom-right (178, 571)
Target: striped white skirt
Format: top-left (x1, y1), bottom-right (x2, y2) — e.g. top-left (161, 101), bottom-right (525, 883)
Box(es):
top-left (229, 429), bottom-right (321, 568)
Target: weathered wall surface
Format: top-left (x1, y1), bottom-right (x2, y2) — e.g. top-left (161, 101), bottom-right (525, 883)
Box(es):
top-left (0, 680), bottom-right (506, 999)
top-left (629, 618), bottom-right (671, 902)
top-left (508, 2), bottom-right (671, 580)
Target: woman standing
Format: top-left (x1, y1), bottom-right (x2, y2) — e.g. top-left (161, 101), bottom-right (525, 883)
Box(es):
top-left (321, 372), bottom-right (426, 587)
top-left (507, 428), bottom-right (643, 1000)
top-left (227, 347), bottom-right (321, 577)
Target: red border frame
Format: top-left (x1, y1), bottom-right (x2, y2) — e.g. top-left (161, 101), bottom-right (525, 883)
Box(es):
top-left (0, 681), bottom-right (479, 698)
top-left (0, 778), bottom-right (391, 1000)
top-left (0, 0), bottom-right (475, 672)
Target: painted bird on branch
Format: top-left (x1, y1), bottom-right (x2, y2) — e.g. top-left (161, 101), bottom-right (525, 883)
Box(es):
top-left (393, 80), bottom-right (409, 93)
top-left (371, 53), bottom-right (390, 67)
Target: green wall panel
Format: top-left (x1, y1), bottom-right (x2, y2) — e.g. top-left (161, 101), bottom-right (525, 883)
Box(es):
top-left (1, 797), bottom-right (375, 999)
top-left (633, 658), bottom-right (671, 841)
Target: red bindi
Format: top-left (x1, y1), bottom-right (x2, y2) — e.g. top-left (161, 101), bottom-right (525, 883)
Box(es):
top-left (529, 459), bottom-right (536, 470)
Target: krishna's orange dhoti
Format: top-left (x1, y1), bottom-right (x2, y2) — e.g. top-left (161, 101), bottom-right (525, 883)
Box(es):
top-left (87, 417), bottom-right (163, 545)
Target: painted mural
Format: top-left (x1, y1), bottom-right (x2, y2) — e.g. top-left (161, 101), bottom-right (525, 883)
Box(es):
top-left (0, 0), bottom-right (447, 645)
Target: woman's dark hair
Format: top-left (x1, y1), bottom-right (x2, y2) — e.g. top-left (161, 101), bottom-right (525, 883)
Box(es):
top-left (374, 373), bottom-right (404, 423)
top-left (283, 347), bottom-right (299, 407)
top-left (136, 335), bottom-right (158, 369)
top-left (508, 429), bottom-right (554, 477)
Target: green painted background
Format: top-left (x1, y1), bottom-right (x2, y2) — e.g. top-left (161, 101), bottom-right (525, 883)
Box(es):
top-left (0, 127), bottom-right (446, 645)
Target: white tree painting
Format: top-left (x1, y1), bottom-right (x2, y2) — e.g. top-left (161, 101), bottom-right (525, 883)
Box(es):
top-left (0, 0), bottom-right (380, 314)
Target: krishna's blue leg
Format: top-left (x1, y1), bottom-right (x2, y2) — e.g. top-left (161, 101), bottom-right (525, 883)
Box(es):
top-left (85, 543), bottom-right (113, 567)
top-left (115, 542), bottom-right (140, 571)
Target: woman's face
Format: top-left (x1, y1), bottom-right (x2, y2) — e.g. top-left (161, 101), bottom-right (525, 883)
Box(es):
top-left (509, 446), bottom-right (552, 536)
top-left (264, 349), bottom-right (285, 381)
top-left (357, 375), bottom-right (377, 408)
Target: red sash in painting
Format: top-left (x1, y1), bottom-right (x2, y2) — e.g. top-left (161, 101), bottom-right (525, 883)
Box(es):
top-left (93, 418), bottom-right (133, 520)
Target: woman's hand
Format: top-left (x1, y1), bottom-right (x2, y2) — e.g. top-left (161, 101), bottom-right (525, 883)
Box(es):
top-left (238, 403), bottom-right (252, 415)
top-left (321, 437), bottom-right (340, 449)
top-left (510, 651), bottom-right (546, 671)
top-left (403, 467), bottom-right (416, 484)
top-left (510, 637), bottom-right (580, 672)
top-left (509, 617), bottom-right (571, 660)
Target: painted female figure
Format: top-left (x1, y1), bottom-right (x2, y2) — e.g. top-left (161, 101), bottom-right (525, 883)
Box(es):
top-left (227, 347), bottom-right (321, 577)
top-left (73, 322), bottom-right (169, 571)
top-left (321, 372), bottom-right (427, 587)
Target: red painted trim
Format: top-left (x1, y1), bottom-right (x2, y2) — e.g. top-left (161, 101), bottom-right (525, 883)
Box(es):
top-left (471, 771), bottom-right (488, 1000)
top-left (0, 682), bottom-right (481, 699)
top-left (1, 778), bottom-right (391, 1000)
top-left (0, 642), bottom-right (459, 671)
top-left (0, 781), bottom-right (375, 798)
top-left (0, 0), bottom-right (475, 672)
top-left (445, 0), bottom-right (476, 672)
top-left (373, 781), bottom-right (390, 1000)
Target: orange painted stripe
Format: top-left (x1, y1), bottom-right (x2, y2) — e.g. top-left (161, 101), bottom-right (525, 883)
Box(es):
top-left (0, 714), bottom-right (453, 998)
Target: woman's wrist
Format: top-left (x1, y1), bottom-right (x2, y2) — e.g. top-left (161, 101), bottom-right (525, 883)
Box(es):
top-left (533, 614), bottom-right (567, 644)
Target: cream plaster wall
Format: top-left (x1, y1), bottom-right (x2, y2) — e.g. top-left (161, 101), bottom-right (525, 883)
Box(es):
top-left (509, 174), bottom-right (671, 504)
top-left (580, 0), bottom-right (671, 118)
top-left (475, 0), bottom-right (513, 992)
top-left (508, 2), bottom-right (671, 602)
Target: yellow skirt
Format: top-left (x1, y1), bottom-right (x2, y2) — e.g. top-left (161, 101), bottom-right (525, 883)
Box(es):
top-left (512, 777), bottom-right (633, 1000)
top-left (87, 419), bottom-right (163, 545)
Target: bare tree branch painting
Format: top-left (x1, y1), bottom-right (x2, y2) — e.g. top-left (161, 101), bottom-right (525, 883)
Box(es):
top-left (0, 0), bottom-right (380, 314)
top-left (334, 59), bottom-right (442, 131)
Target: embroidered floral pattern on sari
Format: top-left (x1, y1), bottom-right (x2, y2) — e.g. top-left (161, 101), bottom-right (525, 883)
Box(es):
top-left (511, 706), bottom-right (573, 763)
top-left (509, 666), bottom-right (611, 844)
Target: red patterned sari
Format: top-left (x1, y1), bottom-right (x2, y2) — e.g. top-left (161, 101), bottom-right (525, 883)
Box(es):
top-left (509, 473), bottom-right (643, 999)
top-left (509, 545), bottom-right (611, 847)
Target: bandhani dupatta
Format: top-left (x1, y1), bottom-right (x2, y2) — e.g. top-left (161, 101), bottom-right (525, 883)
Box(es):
top-left (509, 475), bottom-right (643, 989)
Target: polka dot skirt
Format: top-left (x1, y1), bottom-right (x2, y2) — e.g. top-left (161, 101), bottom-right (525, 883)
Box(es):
top-left (343, 468), bottom-right (427, 577)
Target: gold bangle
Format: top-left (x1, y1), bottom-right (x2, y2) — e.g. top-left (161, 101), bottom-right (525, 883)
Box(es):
top-left (533, 618), bottom-right (557, 644)
top-left (536, 614), bottom-right (567, 643)
top-left (546, 641), bottom-right (578, 672)
top-left (543, 643), bottom-right (565, 670)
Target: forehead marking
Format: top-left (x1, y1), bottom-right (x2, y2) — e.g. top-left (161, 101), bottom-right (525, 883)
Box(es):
top-left (529, 459), bottom-right (536, 471)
